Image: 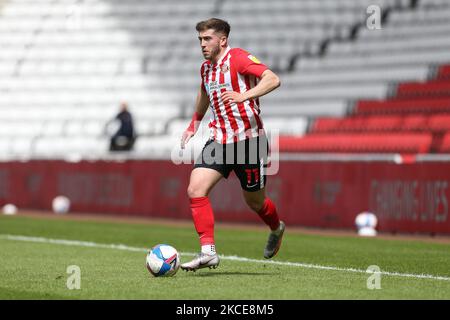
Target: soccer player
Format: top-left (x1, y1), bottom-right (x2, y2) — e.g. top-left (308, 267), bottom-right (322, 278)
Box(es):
top-left (180, 18), bottom-right (285, 271)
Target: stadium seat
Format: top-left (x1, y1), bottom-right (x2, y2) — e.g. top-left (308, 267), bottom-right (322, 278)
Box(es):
top-left (312, 114), bottom-right (447, 134)
top-left (438, 132), bottom-right (450, 153)
top-left (9, 137), bottom-right (34, 155)
top-left (358, 19), bottom-right (450, 41)
top-left (311, 118), bottom-right (342, 133)
top-left (396, 81), bottom-right (450, 98)
top-left (355, 98), bottom-right (450, 115)
top-left (313, 116), bottom-right (406, 133)
top-left (301, 50), bottom-right (450, 71)
top-left (261, 117), bottom-right (308, 136)
top-left (41, 121), bottom-right (65, 137)
top-left (0, 139), bottom-right (10, 155)
top-left (437, 65), bottom-right (450, 80)
top-left (278, 133), bottom-right (432, 154)
top-left (401, 115), bottom-right (429, 131)
top-left (328, 34), bottom-right (450, 56)
top-left (428, 114), bottom-right (450, 132)
top-left (285, 65), bottom-right (429, 85)
top-left (260, 99), bottom-right (348, 117)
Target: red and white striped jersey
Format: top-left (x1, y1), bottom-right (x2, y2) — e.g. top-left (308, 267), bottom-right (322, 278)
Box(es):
top-left (200, 47), bottom-right (268, 144)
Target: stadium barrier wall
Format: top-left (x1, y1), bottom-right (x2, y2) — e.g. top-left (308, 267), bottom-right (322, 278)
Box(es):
top-left (0, 160), bottom-right (449, 234)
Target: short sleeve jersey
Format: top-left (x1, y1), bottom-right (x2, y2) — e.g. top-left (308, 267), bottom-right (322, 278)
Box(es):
top-left (200, 47), bottom-right (268, 144)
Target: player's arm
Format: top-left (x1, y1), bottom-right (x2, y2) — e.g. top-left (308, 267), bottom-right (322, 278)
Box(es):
top-left (181, 85), bottom-right (209, 149)
top-left (221, 69), bottom-right (280, 104)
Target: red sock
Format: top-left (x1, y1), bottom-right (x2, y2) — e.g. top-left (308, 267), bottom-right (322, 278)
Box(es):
top-left (258, 198), bottom-right (280, 231)
top-left (190, 197), bottom-right (215, 246)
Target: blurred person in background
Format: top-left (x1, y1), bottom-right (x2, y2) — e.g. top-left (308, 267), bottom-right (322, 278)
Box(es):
top-left (107, 102), bottom-right (136, 151)
top-left (180, 18), bottom-right (284, 272)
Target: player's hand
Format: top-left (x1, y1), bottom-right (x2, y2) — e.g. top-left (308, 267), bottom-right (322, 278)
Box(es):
top-left (221, 91), bottom-right (247, 104)
top-left (181, 130), bottom-right (194, 149)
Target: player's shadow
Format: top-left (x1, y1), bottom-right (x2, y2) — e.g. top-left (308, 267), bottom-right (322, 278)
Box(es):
top-left (192, 271), bottom-right (275, 277)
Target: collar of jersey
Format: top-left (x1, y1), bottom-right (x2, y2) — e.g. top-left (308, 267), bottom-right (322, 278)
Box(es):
top-left (211, 46), bottom-right (231, 66)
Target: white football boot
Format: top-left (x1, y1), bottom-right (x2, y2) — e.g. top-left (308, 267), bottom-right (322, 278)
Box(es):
top-left (180, 253), bottom-right (220, 272)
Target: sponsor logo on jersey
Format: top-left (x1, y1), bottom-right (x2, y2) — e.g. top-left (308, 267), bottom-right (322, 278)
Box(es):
top-left (248, 54), bottom-right (261, 64)
top-left (220, 64), bottom-right (229, 73)
top-left (208, 81), bottom-right (231, 92)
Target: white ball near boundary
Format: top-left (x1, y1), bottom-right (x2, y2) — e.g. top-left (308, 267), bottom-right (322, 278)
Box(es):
top-left (2, 204), bottom-right (18, 215)
top-left (358, 227), bottom-right (378, 237)
top-left (52, 196), bottom-right (71, 214)
top-left (355, 212), bottom-right (378, 229)
top-left (355, 212), bottom-right (378, 237)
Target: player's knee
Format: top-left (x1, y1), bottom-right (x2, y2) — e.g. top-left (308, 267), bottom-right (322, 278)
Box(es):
top-left (187, 184), bottom-right (207, 199)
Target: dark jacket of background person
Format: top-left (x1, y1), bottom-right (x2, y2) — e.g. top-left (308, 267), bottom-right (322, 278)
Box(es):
top-left (109, 103), bottom-right (136, 151)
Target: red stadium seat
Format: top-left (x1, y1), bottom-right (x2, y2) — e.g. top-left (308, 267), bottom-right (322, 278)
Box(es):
top-left (314, 115), bottom-right (438, 133)
top-left (364, 116), bottom-right (402, 131)
top-left (396, 81), bottom-right (450, 99)
top-left (439, 132), bottom-right (450, 153)
top-left (313, 117), bottom-right (367, 132)
top-left (306, 64), bottom-right (450, 155)
top-left (312, 116), bottom-right (403, 133)
top-left (355, 98), bottom-right (450, 115)
top-left (311, 116), bottom-right (427, 133)
top-left (428, 114), bottom-right (450, 132)
top-left (311, 118), bottom-right (342, 133)
top-left (278, 133), bottom-right (432, 154)
top-left (437, 65), bottom-right (450, 80)
top-left (339, 117), bottom-right (370, 131)
top-left (401, 115), bottom-right (428, 131)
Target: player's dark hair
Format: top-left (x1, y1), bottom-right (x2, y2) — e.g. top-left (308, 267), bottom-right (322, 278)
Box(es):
top-left (196, 18), bottom-right (230, 37)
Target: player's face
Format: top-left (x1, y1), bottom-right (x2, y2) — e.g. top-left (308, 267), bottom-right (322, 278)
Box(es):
top-left (198, 29), bottom-right (225, 61)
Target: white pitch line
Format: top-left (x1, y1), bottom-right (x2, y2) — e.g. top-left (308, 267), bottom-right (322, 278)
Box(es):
top-left (1, 234), bottom-right (449, 282)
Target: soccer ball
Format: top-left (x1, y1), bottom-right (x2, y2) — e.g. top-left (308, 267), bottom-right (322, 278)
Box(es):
top-left (146, 244), bottom-right (180, 277)
top-left (355, 212), bottom-right (378, 236)
top-left (52, 195), bottom-right (70, 214)
top-left (2, 203), bottom-right (18, 215)
top-left (355, 212), bottom-right (378, 229)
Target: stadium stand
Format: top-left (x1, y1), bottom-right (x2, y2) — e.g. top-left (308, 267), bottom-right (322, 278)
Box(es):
top-left (278, 133), bottom-right (433, 154)
top-left (355, 98), bottom-right (450, 115)
top-left (292, 67), bottom-right (450, 153)
top-left (0, 0), bottom-right (449, 158)
top-left (396, 81), bottom-right (450, 99)
top-left (440, 132), bottom-right (450, 153)
top-left (277, 0), bottom-right (450, 155)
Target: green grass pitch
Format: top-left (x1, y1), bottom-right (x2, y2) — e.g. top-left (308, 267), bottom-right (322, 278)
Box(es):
top-left (0, 214), bottom-right (449, 299)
